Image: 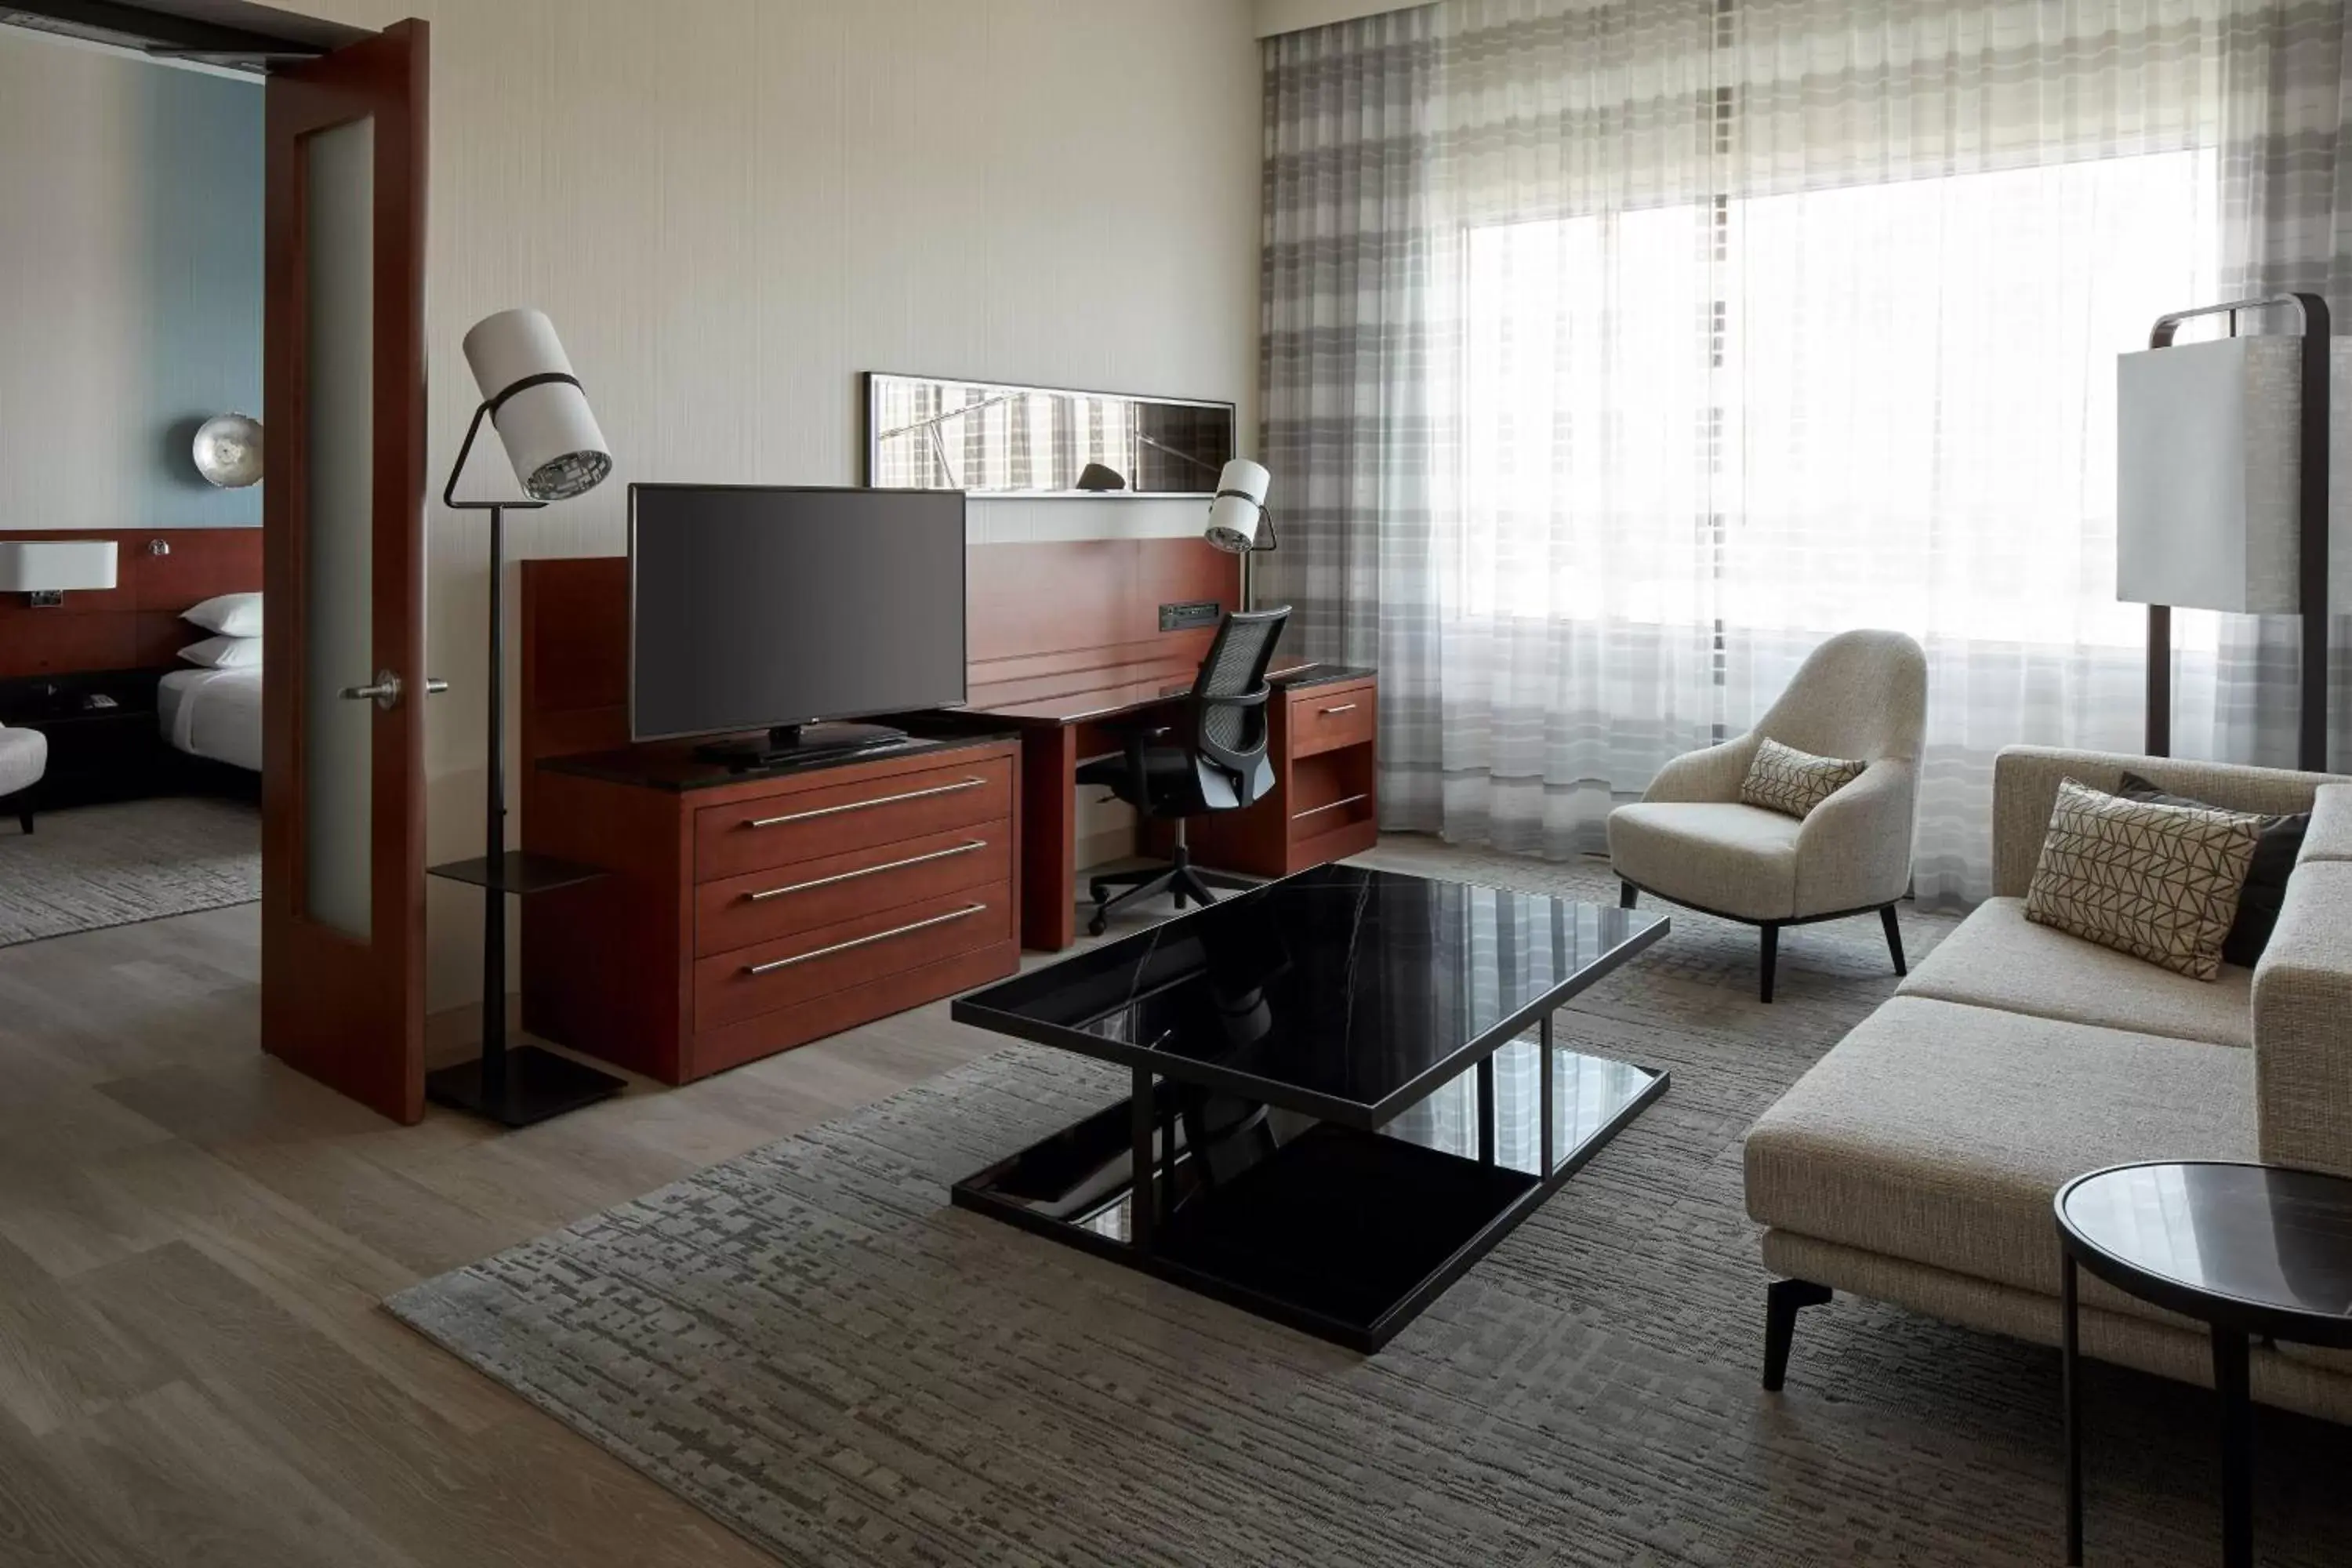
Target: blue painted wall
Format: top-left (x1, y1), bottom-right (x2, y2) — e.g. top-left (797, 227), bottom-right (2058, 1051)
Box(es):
top-left (0, 34), bottom-right (262, 528)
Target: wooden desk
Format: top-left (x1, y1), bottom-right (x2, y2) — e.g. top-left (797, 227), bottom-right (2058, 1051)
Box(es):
top-left (956, 660), bottom-right (1378, 951)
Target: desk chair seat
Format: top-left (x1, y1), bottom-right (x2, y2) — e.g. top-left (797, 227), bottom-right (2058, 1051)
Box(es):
top-left (1081, 607), bottom-right (1290, 937)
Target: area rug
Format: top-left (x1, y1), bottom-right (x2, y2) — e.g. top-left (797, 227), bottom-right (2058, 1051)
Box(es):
top-left (0, 795), bottom-right (259, 946)
top-left (387, 845), bottom-right (2352, 1566)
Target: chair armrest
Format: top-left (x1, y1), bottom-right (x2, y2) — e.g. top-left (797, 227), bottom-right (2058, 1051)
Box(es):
top-left (2255, 860), bottom-right (2352, 1179)
top-left (1793, 759), bottom-right (1917, 913)
top-left (1642, 734), bottom-right (1760, 804)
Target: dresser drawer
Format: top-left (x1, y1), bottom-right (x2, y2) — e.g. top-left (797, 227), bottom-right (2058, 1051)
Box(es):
top-left (695, 820), bottom-right (1011, 959)
top-left (695, 757), bottom-right (1013, 883)
top-left (695, 885), bottom-right (1015, 1032)
top-left (1289, 684), bottom-right (1374, 760)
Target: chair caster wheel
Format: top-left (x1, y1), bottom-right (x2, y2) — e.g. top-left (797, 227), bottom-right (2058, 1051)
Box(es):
top-left (1087, 914), bottom-right (1109, 937)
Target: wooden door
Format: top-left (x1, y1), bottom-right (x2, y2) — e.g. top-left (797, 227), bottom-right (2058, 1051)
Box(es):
top-left (260, 20), bottom-right (430, 1123)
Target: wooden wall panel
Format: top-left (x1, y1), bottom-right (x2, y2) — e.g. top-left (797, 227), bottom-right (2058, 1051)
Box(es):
top-left (0, 528), bottom-right (261, 680)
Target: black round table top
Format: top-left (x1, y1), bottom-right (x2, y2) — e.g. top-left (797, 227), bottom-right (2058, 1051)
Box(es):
top-left (2056, 1160), bottom-right (2352, 1346)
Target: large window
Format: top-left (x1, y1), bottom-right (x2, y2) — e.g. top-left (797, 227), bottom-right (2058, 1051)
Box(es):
top-left (1456, 150), bottom-right (2223, 649)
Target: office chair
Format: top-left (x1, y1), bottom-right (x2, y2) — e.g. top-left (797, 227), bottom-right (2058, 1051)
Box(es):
top-left (1079, 606), bottom-right (1291, 936)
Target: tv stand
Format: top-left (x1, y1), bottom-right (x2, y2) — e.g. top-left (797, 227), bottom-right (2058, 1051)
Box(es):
top-left (692, 720), bottom-right (909, 770)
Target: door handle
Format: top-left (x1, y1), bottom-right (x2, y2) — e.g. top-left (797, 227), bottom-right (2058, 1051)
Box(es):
top-left (339, 670), bottom-right (403, 710)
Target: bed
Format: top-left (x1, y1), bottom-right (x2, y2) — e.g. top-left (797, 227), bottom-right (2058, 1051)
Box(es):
top-left (159, 667), bottom-right (262, 773)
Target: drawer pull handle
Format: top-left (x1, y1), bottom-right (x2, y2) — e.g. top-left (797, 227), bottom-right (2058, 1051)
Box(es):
top-left (745, 840), bottom-right (989, 902)
top-left (1292, 792), bottom-right (1370, 822)
top-left (1318, 702), bottom-right (1359, 715)
top-left (746, 775), bottom-right (987, 829)
top-left (743, 902), bottom-right (989, 975)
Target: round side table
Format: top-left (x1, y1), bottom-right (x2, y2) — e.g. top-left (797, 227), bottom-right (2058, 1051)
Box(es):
top-left (2055, 1160), bottom-right (2352, 1567)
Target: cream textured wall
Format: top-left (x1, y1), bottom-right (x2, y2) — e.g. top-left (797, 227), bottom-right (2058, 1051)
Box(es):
top-left (278, 0), bottom-right (1264, 1011)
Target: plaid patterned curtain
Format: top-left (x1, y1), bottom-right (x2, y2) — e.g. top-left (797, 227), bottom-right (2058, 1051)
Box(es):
top-left (1260, 0), bottom-right (2352, 901)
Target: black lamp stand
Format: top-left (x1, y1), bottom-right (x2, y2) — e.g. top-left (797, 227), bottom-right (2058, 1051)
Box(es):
top-left (2141, 293), bottom-right (2333, 773)
top-left (423, 391), bottom-right (626, 1127)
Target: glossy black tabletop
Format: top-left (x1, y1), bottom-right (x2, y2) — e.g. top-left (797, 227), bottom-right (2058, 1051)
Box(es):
top-left (951, 864), bottom-right (1668, 1127)
top-left (2057, 1161), bottom-right (2352, 1343)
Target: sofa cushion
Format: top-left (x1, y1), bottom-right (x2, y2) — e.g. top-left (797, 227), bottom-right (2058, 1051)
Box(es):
top-left (2023, 779), bottom-right (2261, 981)
top-left (0, 727), bottom-right (45, 797)
top-left (1740, 736), bottom-right (1865, 820)
top-left (1897, 898), bottom-right (2252, 1047)
top-left (1744, 996), bottom-right (2253, 1301)
top-left (2118, 771), bottom-right (2305, 967)
top-left (2299, 782), bottom-right (2352, 865)
top-left (1608, 800), bottom-right (1801, 921)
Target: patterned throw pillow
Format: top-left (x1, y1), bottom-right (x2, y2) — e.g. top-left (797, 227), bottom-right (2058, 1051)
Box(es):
top-left (2024, 779), bottom-right (2263, 981)
top-left (1740, 737), bottom-right (1867, 819)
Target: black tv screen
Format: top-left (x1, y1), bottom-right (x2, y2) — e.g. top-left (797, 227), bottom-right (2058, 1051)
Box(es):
top-left (629, 484), bottom-right (967, 742)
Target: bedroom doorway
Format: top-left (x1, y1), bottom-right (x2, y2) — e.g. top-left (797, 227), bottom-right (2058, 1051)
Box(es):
top-left (0, 2), bottom-right (432, 1126)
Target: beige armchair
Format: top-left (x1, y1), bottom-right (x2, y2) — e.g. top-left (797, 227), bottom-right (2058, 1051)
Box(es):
top-left (1606, 630), bottom-right (1927, 1000)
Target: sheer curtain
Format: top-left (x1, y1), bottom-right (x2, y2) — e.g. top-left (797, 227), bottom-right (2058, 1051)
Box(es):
top-left (1261, 0), bottom-right (2352, 902)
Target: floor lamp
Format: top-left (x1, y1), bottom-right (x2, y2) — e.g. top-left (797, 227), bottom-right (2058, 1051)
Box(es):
top-left (2118, 293), bottom-right (2333, 773)
top-left (423, 308), bottom-right (629, 1127)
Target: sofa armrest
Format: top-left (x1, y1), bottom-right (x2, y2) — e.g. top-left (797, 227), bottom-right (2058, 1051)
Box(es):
top-left (1991, 746), bottom-right (2343, 899)
top-left (2254, 860), bottom-right (2352, 1179)
top-left (1794, 759), bottom-right (1917, 913)
top-left (1643, 733), bottom-right (1760, 804)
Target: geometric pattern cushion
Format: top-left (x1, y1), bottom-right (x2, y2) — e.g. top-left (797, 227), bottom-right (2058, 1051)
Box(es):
top-left (1740, 736), bottom-right (1867, 820)
top-left (2116, 770), bottom-right (2307, 968)
top-left (2024, 778), bottom-right (2263, 981)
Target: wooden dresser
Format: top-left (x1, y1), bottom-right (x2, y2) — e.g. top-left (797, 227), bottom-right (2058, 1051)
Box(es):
top-left (520, 737), bottom-right (1021, 1083)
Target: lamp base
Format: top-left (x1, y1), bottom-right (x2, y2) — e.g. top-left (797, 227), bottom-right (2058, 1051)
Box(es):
top-left (426, 1045), bottom-right (626, 1128)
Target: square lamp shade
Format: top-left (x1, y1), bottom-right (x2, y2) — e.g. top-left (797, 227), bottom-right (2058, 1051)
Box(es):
top-left (2118, 336), bottom-right (2352, 615)
top-left (0, 540), bottom-right (118, 593)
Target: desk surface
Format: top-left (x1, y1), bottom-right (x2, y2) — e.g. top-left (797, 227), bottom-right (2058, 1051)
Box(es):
top-left (960, 661), bottom-right (1372, 725)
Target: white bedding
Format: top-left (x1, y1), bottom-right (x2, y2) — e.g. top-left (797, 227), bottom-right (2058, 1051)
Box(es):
top-left (159, 667), bottom-right (262, 771)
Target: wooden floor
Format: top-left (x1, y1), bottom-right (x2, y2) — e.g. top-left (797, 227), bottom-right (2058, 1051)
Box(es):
top-left (0, 898), bottom-right (1018, 1566)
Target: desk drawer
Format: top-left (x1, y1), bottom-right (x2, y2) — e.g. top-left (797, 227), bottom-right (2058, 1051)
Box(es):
top-left (695, 757), bottom-right (1013, 883)
top-left (1290, 684), bottom-right (1374, 760)
top-left (695, 885), bottom-right (1015, 1031)
top-left (695, 820), bottom-right (1011, 958)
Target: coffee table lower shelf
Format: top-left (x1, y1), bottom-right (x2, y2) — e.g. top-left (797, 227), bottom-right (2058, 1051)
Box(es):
top-left (953, 1047), bottom-right (1667, 1352)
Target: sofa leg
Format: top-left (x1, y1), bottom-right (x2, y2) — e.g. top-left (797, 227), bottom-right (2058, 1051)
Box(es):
top-left (14, 804), bottom-right (27, 836)
top-left (1763, 1278), bottom-right (1832, 1391)
top-left (1880, 904), bottom-right (1906, 976)
top-left (1618, 880), bottom-right (1637, 909)
top-left (1759, 924), bottom-right (1780, 1004)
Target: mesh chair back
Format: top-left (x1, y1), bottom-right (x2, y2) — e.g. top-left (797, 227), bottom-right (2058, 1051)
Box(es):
top-left (1190, 608), bottom-right (1288, 802)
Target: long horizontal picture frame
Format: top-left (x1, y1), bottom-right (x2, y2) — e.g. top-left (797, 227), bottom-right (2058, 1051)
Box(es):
top-left (865, 372), bottom-right (1236, 499)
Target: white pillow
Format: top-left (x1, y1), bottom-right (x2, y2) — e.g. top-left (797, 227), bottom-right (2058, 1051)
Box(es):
top-left (183, 591), bottom-right (262, 637)
top-left (179, 635), bottom-right (261, 670)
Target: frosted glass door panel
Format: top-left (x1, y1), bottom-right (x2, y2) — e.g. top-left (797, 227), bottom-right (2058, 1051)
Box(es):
top-left (303, 116), bottom-right (375, 940)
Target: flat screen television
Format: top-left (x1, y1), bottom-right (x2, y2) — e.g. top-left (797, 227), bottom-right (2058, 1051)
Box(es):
top-left (629, 483), bottom-right (967, 764)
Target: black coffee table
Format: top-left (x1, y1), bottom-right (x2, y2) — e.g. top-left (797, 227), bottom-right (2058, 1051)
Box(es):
top-left (2056, 1160), bottom-right (2352, 1567)
top-left (950, 864), bottom-right (1670, 1350)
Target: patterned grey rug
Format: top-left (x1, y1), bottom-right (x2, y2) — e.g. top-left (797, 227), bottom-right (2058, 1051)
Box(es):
top-left (388, 843), bottom-right (2352, 1566)
top-left (0, 795), bottom-right (259, 946)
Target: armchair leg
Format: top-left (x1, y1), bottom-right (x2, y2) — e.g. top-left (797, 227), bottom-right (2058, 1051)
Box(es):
top-left (14, 801), bottom-right (28, 836)
top-left (1763, 1278), bottom-right (1833, 1391)
top-left (1618, 880), bottom-right (1637, 909)
top-left (1880, 904), bottom-right (1907, 977)
top-left (1759, 923), bottom-right (1780, 1004)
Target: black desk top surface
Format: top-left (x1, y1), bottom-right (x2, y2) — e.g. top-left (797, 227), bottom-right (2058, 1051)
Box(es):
top-left (952, 863), bottom-right (1666, 1127)
top-left (960, 662), bottom-right (1375, 726)
top-left (538, 731), bottom-right (1014, 793)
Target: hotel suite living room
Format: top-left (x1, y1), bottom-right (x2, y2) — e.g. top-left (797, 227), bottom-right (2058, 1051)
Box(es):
top-left (5, 0), bottom-right (2352, 1564)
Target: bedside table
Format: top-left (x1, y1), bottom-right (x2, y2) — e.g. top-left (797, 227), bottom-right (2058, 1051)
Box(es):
top-left (0, 668), bottom-right (171, 810)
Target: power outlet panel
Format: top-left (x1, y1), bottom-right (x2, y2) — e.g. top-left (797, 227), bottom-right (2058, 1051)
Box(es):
top-left (1160, 600), bottom-right (1221, 632)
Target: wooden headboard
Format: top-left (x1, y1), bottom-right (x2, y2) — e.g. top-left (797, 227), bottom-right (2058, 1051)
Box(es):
top-left (0, 528), bottom-right (263, 679)
top-left (519, 537), bottom-right (1241, 763)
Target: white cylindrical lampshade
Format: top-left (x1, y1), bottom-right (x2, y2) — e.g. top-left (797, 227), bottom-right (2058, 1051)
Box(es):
top-left (1205, 458), bottom-right (1271, 553)
top-left (461, 308), bottom-right (612, 502)
top-left (0, 540), bottom-right (117, 592)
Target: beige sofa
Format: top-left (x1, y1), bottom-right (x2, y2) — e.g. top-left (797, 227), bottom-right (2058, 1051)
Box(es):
top-left (1744, 746), bottom-right (2352, 1419)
